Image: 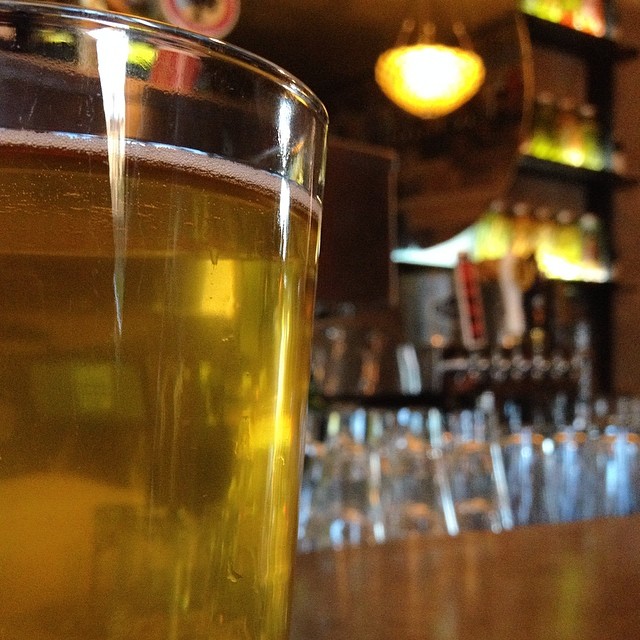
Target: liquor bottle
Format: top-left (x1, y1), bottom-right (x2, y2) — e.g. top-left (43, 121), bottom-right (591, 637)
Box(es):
top-left (611, 142), bottom-right (628, 175)
top-left (526, 91), bottom-right (558, 161)
top-left (539, 0), bottom-right (564, 23)
top-left (473, 200), bottom-right (512, 263)
top-left (520, 0), bottom-right (539, 17)
top-left (551, 208), bottom-right (583, 275)
top-left (533, 205), bottom-right (557, 277)
top-left (578, 104), bottom-right (604, 171)
top-left (511, 201), bottom-right (537, 260)
top-left (578, 212), bottom-right (610, 280)
top-left (556, 96), bottom-right (583, 167)
top-left (573, 0), bottom-right (606, 36)
top-left (560, 0), bottom-right (581, 28)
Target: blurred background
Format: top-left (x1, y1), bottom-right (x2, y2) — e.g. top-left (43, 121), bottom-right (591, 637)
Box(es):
top-left (225, 0), bottom-right (640, 404)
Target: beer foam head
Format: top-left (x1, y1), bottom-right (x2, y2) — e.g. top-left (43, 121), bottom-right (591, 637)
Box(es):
top-left (0, 128), bottom-right (321, 217)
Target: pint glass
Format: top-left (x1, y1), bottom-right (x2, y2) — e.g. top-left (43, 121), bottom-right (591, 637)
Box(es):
top-left (0, 3), bottom-right (327, 639)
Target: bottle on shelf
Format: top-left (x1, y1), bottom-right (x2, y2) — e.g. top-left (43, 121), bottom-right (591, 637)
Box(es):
top-left (543, 208), bottom-right (583, 279)
top-left (611, 142), bottom-right (627, 175)
top-left (520, 0), bottom-right (540, 18)
top-left (578, 212), bottom-right (611, 281)
top-left (578, 103), bottom-right (605, 170)
top-left (473, 200), bottom-right (512, 263)
top-left (560, 0), bottom-right (583, 29)
top-left (521, 0), bottom-right (563, 23)
top-left (523, 90), bottom-right (607, 171)
top-left (533, 205), bottom-right (557, 269)
top-left (573, 0), bottom-right (607, 37)
top-left (556, 96), bottom-right (584, 167)
top-left (524, 91), bottom-right (558, 161)
top-left (510, 201), bottom-right (537, 260)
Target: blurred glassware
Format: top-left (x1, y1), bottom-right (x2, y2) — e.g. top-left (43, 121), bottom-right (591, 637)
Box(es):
top-left (298, 408), bottom-right (386, 551)
top-left (544, 427), bottom-right (589, 522)
top-left (313, 325), bottom-right (422, 399)
top-left (446, 393), bottom-right (514, 533)
top-left (298, 406), bottom-right (328, 545)
top-left (321, 326), bottom-right (357, 397)
top-left (502, 427), bottom-right (551, 526)
top-left (299, 392), bottom-right (640, 553)
top-left (582, 421), bottom-right (640, 519)
top-left (379, 408), bottom-right (458, 540)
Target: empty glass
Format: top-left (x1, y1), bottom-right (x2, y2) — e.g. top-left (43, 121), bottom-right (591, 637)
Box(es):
top-left (299, 408), bottom-right (386, 551)
top-left (502, 428), bottom-right (551, 525)
top-left (544, 428), bottom-right (590, 522)
top-left (583, 425), bottom-right (640, 518)
top-left (379, 408), bottom-right (459, 539)
top-left (446, 395), bottom-right (513, 533)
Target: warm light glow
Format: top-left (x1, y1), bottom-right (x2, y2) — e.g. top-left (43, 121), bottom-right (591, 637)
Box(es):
top-left (375, 43), bottom-right (486, 119)
top-left (537, 254), bottom-right (612, 284)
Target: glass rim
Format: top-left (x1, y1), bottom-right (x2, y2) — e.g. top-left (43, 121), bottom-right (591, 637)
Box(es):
top-left (0, 0), bottom-right (329, 126)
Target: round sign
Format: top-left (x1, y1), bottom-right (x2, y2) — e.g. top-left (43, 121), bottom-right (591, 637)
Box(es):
top-left (160, 0), bottom-right (240, 38)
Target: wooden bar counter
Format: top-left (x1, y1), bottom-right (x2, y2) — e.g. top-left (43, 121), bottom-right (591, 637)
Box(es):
top-left (290, 515), bottom-right (640, 640)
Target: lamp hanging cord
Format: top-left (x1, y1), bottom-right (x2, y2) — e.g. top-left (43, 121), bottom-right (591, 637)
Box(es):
top-left (453, 21), bottom-right (477, 52)
top-left (395, 17), bottom-right (417, 47)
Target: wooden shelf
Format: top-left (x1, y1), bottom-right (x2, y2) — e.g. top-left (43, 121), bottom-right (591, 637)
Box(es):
top-left (518, 154), bottom-right (638, 188)
top-left (523, 14), bottom-right (638, 61)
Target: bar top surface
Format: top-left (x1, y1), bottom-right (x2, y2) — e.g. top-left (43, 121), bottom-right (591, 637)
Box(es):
top-left (291, 515), bottom-right (640, 640)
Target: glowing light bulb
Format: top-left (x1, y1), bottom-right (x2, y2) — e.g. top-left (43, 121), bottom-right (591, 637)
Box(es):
top-left (375, 43), bottom-right (486, 119)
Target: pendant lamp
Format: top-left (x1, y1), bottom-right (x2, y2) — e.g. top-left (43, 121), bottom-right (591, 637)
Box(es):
top-left (375, 17), bottom-right (485, 119)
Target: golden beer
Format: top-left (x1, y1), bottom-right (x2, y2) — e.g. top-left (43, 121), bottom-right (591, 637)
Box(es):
top-left (0, 131), bottom-right (319, 640)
